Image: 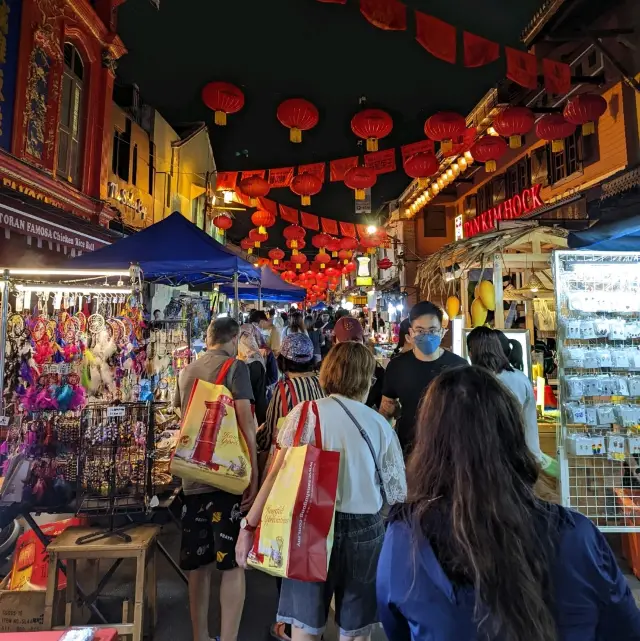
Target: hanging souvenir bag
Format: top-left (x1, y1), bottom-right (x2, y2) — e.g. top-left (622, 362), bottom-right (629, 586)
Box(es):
top-left (249, 401), bottom-right (340, 581)
top-left (170, 359), bottom-right (251, 494)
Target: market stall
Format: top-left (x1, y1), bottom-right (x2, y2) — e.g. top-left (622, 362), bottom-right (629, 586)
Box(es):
top-left (415, 223), bottom-right (568, 461)
top-left (219, 265), bottom-right (306, 304)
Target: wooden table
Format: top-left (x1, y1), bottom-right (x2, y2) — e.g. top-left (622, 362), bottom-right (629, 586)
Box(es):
top-left (43, 526), bottom-right (159, 641)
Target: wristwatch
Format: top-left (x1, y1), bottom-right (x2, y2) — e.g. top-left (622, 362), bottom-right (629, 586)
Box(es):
top-left (240, 517), bottom-right (258, 533)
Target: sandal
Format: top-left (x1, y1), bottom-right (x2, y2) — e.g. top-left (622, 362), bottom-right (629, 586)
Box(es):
top-left (270, 622), bottom-right (291, 641)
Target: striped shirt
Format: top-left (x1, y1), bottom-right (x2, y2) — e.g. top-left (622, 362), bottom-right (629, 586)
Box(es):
top-left (257, 373), bottom-right (325, 452)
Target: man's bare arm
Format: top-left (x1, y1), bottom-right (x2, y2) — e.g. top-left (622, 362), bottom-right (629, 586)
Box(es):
top-left (379, 395), bottom-right (398, 422)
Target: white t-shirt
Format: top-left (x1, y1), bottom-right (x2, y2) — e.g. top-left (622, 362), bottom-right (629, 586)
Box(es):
top-left (277, 395), bottom-right (407, 514)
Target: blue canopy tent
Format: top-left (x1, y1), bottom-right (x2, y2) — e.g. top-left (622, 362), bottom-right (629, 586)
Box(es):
top-left (220, 265), bottom-right (305, 303)
top-left (70, 212), bottom-right (260, 285)
top-left (311, 302), bottom-right (327, 311)
top-left (568, 215), bottom-right (640, 251)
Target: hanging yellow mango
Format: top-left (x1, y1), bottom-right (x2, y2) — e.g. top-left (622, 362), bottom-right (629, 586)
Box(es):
top-left (446, 296), bottom-right (460, 319)
top-left (478, 280), bottom-right (496, 311)
top-left (471, 298), bottom-right (488, 327)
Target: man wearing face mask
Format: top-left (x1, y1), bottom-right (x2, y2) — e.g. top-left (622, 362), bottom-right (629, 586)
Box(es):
top-left (380, 301), bottom-right (467, 455)
top-left (173, 317), bottom-right (258, 641)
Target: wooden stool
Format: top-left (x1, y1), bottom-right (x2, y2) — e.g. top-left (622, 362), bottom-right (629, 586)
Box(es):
top-left (43, 525), bottom-right (159, 641)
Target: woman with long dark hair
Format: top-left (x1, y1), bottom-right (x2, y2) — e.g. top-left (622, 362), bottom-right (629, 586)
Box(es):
top-left (377, 366), bottom-right (640, 641)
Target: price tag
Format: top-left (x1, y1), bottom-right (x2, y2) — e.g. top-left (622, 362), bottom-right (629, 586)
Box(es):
top-left (107, 406), bottom-right (126, 418)
top-left (59, 363), bottom-right (71, 375)
top-left (0, 416), bottom-right (10, 427)
top-left (43, 364), bottom-right (60, 374)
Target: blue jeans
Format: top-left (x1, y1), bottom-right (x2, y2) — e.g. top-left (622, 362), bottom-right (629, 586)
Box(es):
top-left (277, 512), bottom-right (385, 637)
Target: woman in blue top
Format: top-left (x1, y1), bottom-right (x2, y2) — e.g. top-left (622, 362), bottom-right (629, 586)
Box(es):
top-left (377, 366), bottom-right (640, 641)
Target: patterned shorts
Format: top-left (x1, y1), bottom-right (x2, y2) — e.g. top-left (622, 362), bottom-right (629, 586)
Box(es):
top-left (179, 491), bottom-right (242, 572)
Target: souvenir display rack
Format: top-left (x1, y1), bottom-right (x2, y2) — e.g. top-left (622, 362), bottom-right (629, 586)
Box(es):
top-left (554, 250), bottom-right (640, 531)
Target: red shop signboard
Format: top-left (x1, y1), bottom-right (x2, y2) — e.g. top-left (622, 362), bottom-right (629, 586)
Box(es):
top-left (463, 184), bottom-right (544, 239)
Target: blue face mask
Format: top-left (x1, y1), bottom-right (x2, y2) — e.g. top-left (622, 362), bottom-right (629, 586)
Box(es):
top-left (414, 333), bottom-right (441, 356)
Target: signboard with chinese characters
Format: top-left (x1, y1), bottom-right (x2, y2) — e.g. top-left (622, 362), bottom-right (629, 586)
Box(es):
top-left (0, 0), bottom-right (22, 151)
top-left (463, 184), bottom-right (544, 239)
top-left (455, 214), bottom-right (464, 241)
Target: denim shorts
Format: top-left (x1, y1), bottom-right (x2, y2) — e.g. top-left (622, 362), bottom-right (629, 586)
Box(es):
top-left (277, 512), bottom-right (385, 637)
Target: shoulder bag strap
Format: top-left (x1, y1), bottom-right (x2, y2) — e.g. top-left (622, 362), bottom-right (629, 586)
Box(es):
top-left (332, 396), bottom-right (387, 503)
top-left (292, 401), bottom-right (322, 448)
top-left (278, 380), bottom-right (288, 415)
top-left (292, 401), bottom-right (310, 447)
top-left (215, 358), bottom-right (236, 386)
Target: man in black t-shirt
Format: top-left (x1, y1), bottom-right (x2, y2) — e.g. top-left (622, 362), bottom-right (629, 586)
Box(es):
top-left (380, 301), bottom-right (467, 455)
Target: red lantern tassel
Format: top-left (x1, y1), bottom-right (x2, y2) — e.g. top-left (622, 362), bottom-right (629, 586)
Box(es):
top-left (509, 134), bottom-right (522, 149)
top-left (552, 139), bottom-right (564, 153)
top-left (290, 127), bottom-right (302, 143)
top-left (366, 138), bottom-right (378, 152)
top-left (355, 189), bottom-right (365, 200)
top-left (485, 160), bottom-right (497, 172)
top-left (441, 139), bottom-right (453, 153)
top-left (259, 226), bottom-right (266, 234)
top-left (214, 111), bottom-right (227, 126)
top-left (302, 196), bottom-right (311, 206)
top-left (582, 121), bottom-right (595, 136)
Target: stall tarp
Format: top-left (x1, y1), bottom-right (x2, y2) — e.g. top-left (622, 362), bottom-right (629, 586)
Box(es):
top-left (70, 212), bottom-right (260, 284)
top-left (220, 265), bottom-right (306, 302)
top-left (568, 215), bottom-right (640, 252)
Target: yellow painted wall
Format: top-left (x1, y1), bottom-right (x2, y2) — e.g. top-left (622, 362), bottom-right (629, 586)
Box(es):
top-left (415, 206), bottom-right (456, 257)
top-left (152, 113), bottom-right (181, 222)
top-left (103, 105), bottom-right (155, 229)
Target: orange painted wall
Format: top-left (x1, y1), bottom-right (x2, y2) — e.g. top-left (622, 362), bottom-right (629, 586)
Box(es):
top-left (414, 205), bottom-right (456, 257)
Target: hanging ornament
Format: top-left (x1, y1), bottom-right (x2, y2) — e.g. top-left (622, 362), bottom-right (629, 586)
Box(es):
top-left (240, 238), bottom-right (254, 255)
top-left (351, 109), bottom-right (393, 152)
top-left (339, 237), bottom-right (358, 252)
top-left (282, 270), bottom-right (297, 283)
top-left (212, 214), bottom-right (233, 231)
top-left (291, 173), bottom-right (322, 206)
top-left (404, 152), bottom-right (439, 186)
top-left (535, 114), bottom-right (577, 152)
top-left (277, 98), bottom-right (320, 143)
top-left (202, 81), bottom-right (245, 126)
top-left (312, 233), bottom-right (331, 249)
top-left (268, 248), bottom-right (285, 265)
top-left (424, 112), bottom-right (466, 153)
top-left (563, 93), bottom-right (607, 136)
top-left (338, 249), bottom-right (353, 265)
top-left (377, 257), bottom-right (393, 270)
top-left (492, 106), bottom-right (535, 149)
top-left (248, 228), bottom-right (268, 248)
top-left (283, 224), bottom-right (306, 256)
top-left (286, 238), bottom-right (306, 255)
top-left (470, 136), bottom-right (508, 172)
top-left (344, 166), bottom-right (377, 200)
top-left (326, 237), bottom-right (341, 258)
top-left (292, 253), bottom-right (308, 269)
top-left (251, 210), bottom-right (276, 234)
top-left (238, 176), bottom-right (270, 206)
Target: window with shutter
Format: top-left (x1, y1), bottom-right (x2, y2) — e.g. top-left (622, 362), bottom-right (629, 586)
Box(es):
top-left (423, 206), bottom-right (447, 237)
top-left (548, 130), bottom-right (583, 185)
top-left (56, 43), bottom-right (85, 187)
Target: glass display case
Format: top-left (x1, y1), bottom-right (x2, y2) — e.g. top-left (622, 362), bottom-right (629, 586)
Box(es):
top-left (554, 250), bottom-right (640, 531)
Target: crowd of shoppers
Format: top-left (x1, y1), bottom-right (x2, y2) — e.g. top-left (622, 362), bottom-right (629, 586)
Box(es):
top-left (175, 301), bottom-right (640, 641)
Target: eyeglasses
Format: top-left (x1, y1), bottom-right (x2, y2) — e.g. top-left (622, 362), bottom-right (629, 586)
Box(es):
top-left (412, 328), bottom-right (442, 336)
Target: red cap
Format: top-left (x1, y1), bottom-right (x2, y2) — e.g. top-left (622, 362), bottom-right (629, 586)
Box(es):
top-left (334, 316), bottom-right (364, 343)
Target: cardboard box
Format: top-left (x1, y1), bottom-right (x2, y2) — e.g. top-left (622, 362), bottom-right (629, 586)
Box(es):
top-left (0, 576), bottom-right (63, 633)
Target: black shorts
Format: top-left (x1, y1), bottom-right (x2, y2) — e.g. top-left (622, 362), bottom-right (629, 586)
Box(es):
top-left (179, 491), bottom-right (242, 572)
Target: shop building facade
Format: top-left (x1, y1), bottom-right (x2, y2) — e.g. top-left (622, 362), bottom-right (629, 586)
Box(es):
top-left (0, 0), bottom-right (128, 262)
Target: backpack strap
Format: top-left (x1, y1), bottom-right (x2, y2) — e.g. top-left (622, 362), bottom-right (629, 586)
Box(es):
top-left (292, 401), bottom-right (322, 448)
top-left (215, 358), bottom-right (236, 386)
top-left (279, 376), bottom-right (299, 415)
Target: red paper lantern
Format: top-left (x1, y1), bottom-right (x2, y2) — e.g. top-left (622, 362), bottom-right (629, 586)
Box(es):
top-left (378, 257), bottom-right (393, 270)
top-left (316, 251), bottom-right (331, 268)
top-left (240, 238), bottom-right (254, 254)
top-left (493, 106), bottom-right (535, 149)
top-left (312, 233), bottom-right (331, 249)
top-left (238, 176), bottom-right (270, 206)
top-left (282, 270), bottom-right (297, 282)
top-left (257, 257), bottom-right (270, 267)
top-left (286, 238), bottom-right (306, 255)
top-left (291, 173), bottom-right (322, 206)
top-left (404, 152), bottom-right (439, 186)
top-left (563, 93), bottom-right (607, 136)
top-left (351, 109), bottom-right (393, 152)
top-left (342, 262), bottom-right (356, 274)
top-left (470, 136), bottom-right (508, 173)
top-left (269, 248), bottom-right (285, 265)
top-left (292, 253), bottom-right (308, 268)
top-left (283, 225), bottom-right (306, 256)
top-left (202, 82), bottom-right (245, 126)
top-left (361, 236), bottom-right (379, 255)
top-left (338, 249), bottom-right (352, 265)
top-left (424, 112), bottom-right (466, 153)
top-left (326, 237), bottom-right (341, 257)
top-left (277, 98), bottom-right (319, 143)
top-left (212, 214), bottom-right (233, 231)
top-left (251, 210), bottom-right (276, 234)
top-left (344, 166), bottom-right (376, 201)
top-left (340, 237), bottom-right (358, 251)
top-left (325, 266), bottom-right (340, 279)
top-left (248, 228), bottom-right (268, 248)
top-left (536, 114), bottom-right (577, 153)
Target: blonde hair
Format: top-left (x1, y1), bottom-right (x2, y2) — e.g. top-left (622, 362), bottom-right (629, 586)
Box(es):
top-left (320, 342), bottom-right (375, 400)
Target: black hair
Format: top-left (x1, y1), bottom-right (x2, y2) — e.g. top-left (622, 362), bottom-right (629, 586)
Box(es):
top-left (409, 301), bottom-right (443, 325)
top-left (248, 309), bottom-right (268, 324)
top-left (153, 309), bottom-right (161, 315)
top-left (496, 330), bottom-right (525, 372)
top-left (467, 327), bottom-right (513, 374)
top-left (335, 308), bottom-right (350, 321)
top-left (397, 318), bottom-right (411, 349)
top-left (207, 317), bottom-right (240, 345)
top-left (277, 353), bottom-right (315, 373)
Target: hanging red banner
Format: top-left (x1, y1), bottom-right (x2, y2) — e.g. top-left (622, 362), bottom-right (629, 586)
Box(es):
top-left (400, 140), bottom-right (435, 163)
top-left (543, 58), bottom-right (571, 95)
top-left (279, 204), bottom-right (299, 224)
top-left (447, 127), bottom-right (477, 157)
top-left (268, 167), bottom-right (294, 188)
top-left (340, 222), bottom-right (357, 238)
top-left (241, 169), bottom-right (266, 180)
top-left (506, 47), bottom-right (538, 90)
top-left (216, 172), bottom-right (238, 191)
top-left (415, 11), bottom-right (456, 64)
top-left (360, 0), bottom-right (406, 31)
top-left (330, 157), bottom-right (359, 182)
top-left (298, 162), bottom-right (326, 183)
top-left (259, 198), bottom-right (278, 217)
top-left (321, 218), bottom-right (339, 235)
top-left (364, 149), bottom-right (396, 175)
top-left (463, 31), bottom-right (500, 68)
top-left (300, 212), bottom-right (320, 231)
